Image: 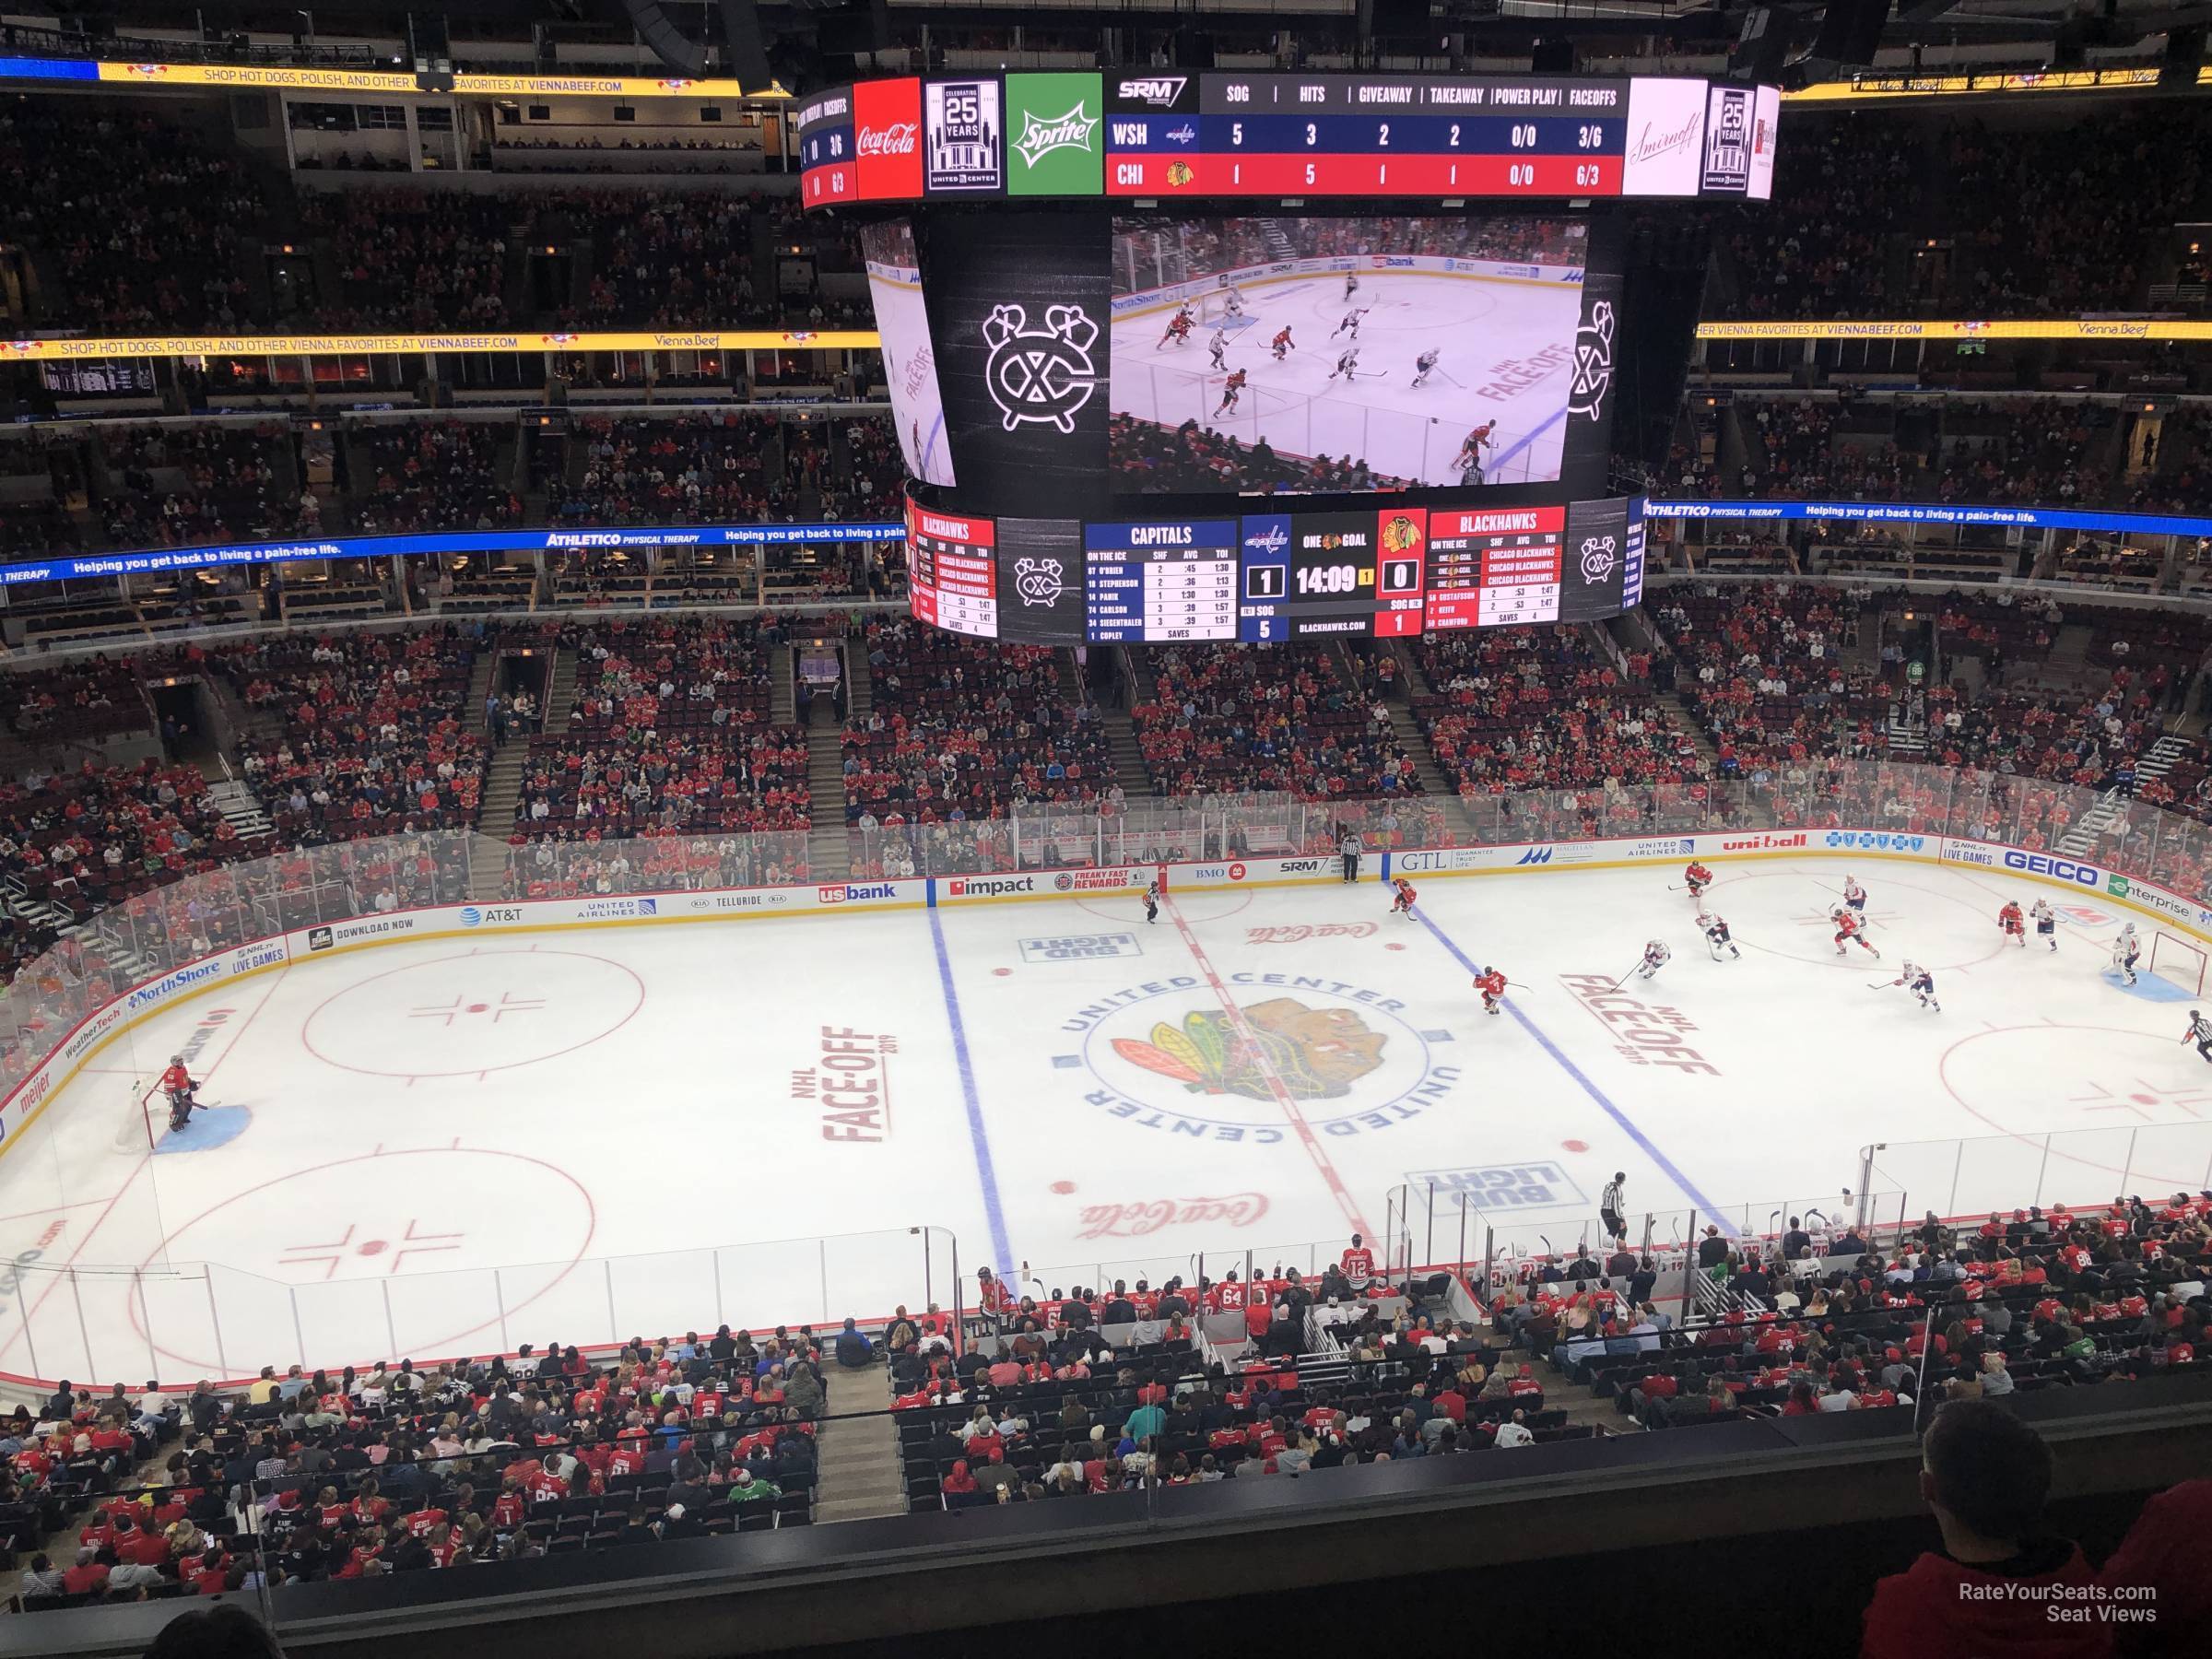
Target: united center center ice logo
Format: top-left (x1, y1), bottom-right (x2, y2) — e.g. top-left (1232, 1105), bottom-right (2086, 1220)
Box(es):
top-left (981, 302), bottom-right (1099, 434)
top-left (1059, 976), bottom-right (1460, 1140)
top-left (1014, 556), bottom-right (1065, 606)
top-left (1568, 300), bottom-right (1616, 420)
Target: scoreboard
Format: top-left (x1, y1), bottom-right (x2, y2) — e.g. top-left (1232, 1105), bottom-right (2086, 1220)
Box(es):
top-left (1085, 520), bottom-right (1240, 641)
top-left (1426, 507), bottom-right (1568, 629)
top-left (907, 504), bottom-right (997, 638)
top-left (801, 73), bottom-right (1779, 206)
top-left (911, 496), bottom-right (1644, 644)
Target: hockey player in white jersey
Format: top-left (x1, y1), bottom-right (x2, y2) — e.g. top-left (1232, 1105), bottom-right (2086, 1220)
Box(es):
top-left (1888, 959), bottom-right (1942, 1012)
top-left (1412, 347), bottom-right (1441, 389)
top-left (1208, 328), bottom-right (1229, 371)
top-left (1327, 345), bottom-right (1361, 382)
top-left (1841, 875), bottom-right (1867, 914)
top-left (1634, 939), bottom-right (1671, 982)
top-left (2030, 898), bottom-right (2058, 951)
top-left (1331, 308), bottom-right (1369, 341)
top-left (1344, 269), bottom-right (1360, 302)
top-left (1703, 913), bottom-right (1741, 961)
top-left (2113, 922), bottom-right (2141, 986)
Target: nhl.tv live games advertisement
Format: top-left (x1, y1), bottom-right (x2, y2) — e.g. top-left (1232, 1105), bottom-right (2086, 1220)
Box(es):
top-left (1107, 214), bottom-right (1594, 494)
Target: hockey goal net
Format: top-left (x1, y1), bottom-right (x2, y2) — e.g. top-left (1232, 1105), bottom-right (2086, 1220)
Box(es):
top-left (1196, 285), bottom-right (1245, 325)
top-left (2149, 931), bottom-right (2207, 996)
top-left (112, 1077), bottom-right (162, 1154)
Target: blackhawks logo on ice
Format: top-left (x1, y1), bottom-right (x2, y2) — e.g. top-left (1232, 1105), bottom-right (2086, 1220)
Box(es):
top-left (1065, 979), bottom-right (1462, 1140)
top-left (980, 302), bottom-right (1100, 434)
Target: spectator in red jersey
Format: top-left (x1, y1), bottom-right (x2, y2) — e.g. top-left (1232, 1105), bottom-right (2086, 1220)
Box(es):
top-left (2098, 1477), bottom-right (2212, 1655)
top-left (1861, 1399), bottom-right (2111, 1659)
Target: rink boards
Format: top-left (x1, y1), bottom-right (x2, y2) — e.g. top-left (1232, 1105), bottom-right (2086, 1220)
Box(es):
top-left (3, 826), bottom-right (2199, 1166)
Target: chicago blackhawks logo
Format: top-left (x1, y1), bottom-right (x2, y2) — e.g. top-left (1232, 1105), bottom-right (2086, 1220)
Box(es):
top-left (1062, 978), bottom-right (1462, 1141)
top-left (1578, 534), bottom-right (1618, 583)
top-left (1568, 300), bottom-right (1615, 420)
top-left (980, 302), bottom-right (1099, 434)
top-left (1014, 556), bottom-right (1065, 606)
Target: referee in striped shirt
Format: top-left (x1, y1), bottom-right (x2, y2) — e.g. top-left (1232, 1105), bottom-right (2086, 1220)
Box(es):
top-left (1600, 1172), bottom-right (1628, 1246)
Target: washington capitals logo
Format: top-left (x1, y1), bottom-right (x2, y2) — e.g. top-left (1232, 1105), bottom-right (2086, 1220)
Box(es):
top-left (1568, 300), bottom-right (1616, 420)
top-left (980, 303), bottom-right (1099, 435)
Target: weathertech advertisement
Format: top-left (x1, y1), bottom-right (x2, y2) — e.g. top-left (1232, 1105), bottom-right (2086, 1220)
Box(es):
top-left (859, 220), bottom-right (955, 485)
top-left (1107, 214), bottom-right (1589, 494)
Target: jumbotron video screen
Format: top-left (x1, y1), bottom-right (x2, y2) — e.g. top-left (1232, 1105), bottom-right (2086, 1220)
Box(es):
top-left (1108, 214), bottom-right (1592, 494)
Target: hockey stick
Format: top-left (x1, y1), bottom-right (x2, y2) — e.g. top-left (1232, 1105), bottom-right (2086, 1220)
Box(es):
top-left (1438, 370), bottom-right (1469, 390)
top-left (1613, 959), bottom-right (1647, 991)
top-left (1351, 368), bottom-right (1392, 379)
top-left (1865, 980), bottom-right (1893, 990)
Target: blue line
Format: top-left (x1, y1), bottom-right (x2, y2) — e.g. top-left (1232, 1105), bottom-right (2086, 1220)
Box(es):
top-left (926, 906), bottom-right (1015, 1277)
top-left (1410, 908), bottom-right (1735, 1230)
top-left (1488, 401), bottom-right (1569, 481)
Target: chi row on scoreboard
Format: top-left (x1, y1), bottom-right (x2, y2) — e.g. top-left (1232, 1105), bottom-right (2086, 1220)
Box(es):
top-left (798, 73), bottom-right (1778, 206)
top-left (906, 499), bottom-right (1645, 645)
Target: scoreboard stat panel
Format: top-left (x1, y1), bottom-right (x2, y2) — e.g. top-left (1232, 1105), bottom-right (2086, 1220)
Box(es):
top-left (910, 496), bottom-right (1645, 644)
top-left (800, 72), bottom-right (1779, 206)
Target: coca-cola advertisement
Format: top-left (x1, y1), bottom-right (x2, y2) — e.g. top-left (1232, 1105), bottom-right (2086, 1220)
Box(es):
top-left (853, 76), bottom-right (924, 201)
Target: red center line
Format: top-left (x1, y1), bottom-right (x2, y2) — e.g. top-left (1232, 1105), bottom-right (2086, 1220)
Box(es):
top-left (0, 959), bottom-right (292, 1372)
top-left (1161, 894), bottom-right (1377, 1243)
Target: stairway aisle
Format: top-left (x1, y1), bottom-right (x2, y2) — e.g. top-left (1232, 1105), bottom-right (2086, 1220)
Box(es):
top-left (812, 1363), bottom-right (907, 1524)
top-left (805, 710), bottom-right (853, 881)
top-left (470, 647), bottom-right (575, 897)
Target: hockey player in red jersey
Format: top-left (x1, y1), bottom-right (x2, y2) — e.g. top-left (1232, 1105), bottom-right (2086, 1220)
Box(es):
top-left (1474, 966), bottom-right (1508, 1015)
top-left (159, 1055), bottom-right (199, 1131)
top-left (1997, 900), bottom-right (2027, 946)
top-left (1830, 905), bottom-right (1881, 959)
top-left (1157, 307), bottom-right (1194, 349)
top-left (1389, 877), bottom-right (1417, 917)
top-left (1270, 325), bottom-right (1296, 361)
top-left (1213, 366), bottom-right (1248, 418)
top-left (1684, 860), bottom-right (1714, 900)
top-left (1339, 1234), bottom-right (1376, 1286)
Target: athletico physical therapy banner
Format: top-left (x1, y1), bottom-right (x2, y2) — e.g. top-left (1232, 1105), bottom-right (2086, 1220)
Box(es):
top-left (3, 329), bottom-right (877, 361)
top-left (0, 57), bottom-right (786, 99)
top-left (1695, 318), bottom-right (2212, 342)
top-left (1643, 498), bottom-right (2212, 538)
top-left (0, 521), bottom-right (905, 586)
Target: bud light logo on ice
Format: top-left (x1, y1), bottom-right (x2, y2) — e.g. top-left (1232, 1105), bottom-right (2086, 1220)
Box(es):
top-left (1824, 832), bottom-right (1926, 854)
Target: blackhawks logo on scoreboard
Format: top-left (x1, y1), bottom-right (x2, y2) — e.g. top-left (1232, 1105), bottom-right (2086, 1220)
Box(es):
top-left (1381, 513), bottom-right (1424, 555)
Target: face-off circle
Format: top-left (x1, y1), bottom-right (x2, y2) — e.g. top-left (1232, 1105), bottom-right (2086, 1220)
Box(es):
top-left (302, 947), bottom-right (644, 1079)
top-left (131, 1147), bottom-right (596, 1372)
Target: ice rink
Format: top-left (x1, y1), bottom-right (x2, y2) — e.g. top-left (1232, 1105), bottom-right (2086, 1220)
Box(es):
top-left (4, 855), bottom-right (2209, 1382)
top-left (1110, 271), bottom-right (1581, 486)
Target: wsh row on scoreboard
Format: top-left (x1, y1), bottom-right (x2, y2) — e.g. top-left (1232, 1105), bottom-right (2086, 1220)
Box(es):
top-left (800, 72), bottom-right (1777, 205)
top-left (908, 497), bottom-right (1645, 645)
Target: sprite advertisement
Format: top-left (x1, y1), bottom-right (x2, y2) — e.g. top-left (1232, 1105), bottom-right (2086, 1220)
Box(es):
top-left (1005, 72), bottom-right (1103, 197)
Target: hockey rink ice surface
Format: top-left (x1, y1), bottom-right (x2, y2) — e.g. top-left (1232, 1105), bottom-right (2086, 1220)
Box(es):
top-left (1110, 273), bottom-right (1579, 487)
top-left (2, 855), bottom-right (2206, 1382)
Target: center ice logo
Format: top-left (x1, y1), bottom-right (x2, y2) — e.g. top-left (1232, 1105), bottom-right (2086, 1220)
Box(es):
top-left (980, 302), bottom-right (1099, 434)
top-left (1014, 556), bottom-right (1066, 606)
top-left (1063, 978), bottom-right (1461, 1141)
top-left (1568, 300), bottom-right (1616, 420)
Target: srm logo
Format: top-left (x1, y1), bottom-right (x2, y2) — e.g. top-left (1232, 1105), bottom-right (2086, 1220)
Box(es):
top-left (1117, 77), bottom-right (1187, 107)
